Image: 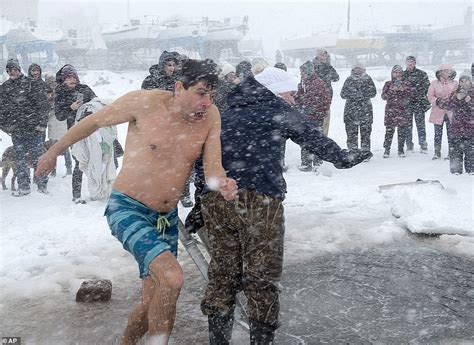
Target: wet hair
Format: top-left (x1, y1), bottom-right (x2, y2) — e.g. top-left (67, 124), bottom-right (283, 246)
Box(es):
top-left (176, 59), bottom-right (218, 90)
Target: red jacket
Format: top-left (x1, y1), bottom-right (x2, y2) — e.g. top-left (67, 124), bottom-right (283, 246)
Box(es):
top-left (444, 87), bottom-right (474, 138)
top-left (295, 74), bottom-right (332, 121)
top-left (382, 80), bottom-right (413, 127)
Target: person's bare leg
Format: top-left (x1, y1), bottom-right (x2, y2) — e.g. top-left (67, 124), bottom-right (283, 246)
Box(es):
top-left (147, 251), bottom-right (184, 344)
top-left (120, 277), bottom-right (154, 345)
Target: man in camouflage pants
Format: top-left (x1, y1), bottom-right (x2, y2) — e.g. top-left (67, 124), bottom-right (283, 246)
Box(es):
top-left (195, 67), bottom-right (371, 344)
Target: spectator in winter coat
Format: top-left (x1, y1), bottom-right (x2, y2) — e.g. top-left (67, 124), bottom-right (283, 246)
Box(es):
top-left (28, 63), bottom-right (47, 88)
top-left (214, 63), bottom-right (239, 113)
top-left (141, 50), bottom-right (179, 91)
top-left (44, 78), bottom-right (72, 177)
top-left (427, 64), bottom-right (458, 160)
top-left (381, 65), bottom-right (413, 158)
top-left (340, 61), bottom-right (377, 157)
top-left (54, 64), bottom-right (97, 203)
top-left (195, 67), bottom-right (372, 345)
top-left (313, 48), bottom-right (339, 135)
top-left (403, 56), bottom-right (431, 153)
top-left (27, 63), bottom-right (49, 141)
top-left (295, 60), bottom-right (332, 171)
top-left (0, 58), bottom-right (49, 196)
top-left (439, 71), bottom-right (473, 174)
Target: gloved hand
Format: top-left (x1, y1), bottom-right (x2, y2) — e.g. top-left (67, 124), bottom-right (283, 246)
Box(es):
top-left (436, 97), bottom-right (448, 109)
top-left (334, 149), bottom-right (373, 169)
top-left (35, 125), bottom-right (47, 132)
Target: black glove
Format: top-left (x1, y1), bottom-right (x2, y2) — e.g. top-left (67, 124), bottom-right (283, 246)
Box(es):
top-left (436, 97), bottom-right (447, 109)
top-left (334, 149), bottom-right (372, 169)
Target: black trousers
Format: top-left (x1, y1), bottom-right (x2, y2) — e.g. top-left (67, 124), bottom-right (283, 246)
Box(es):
top-left (345, 122), bottom-right (372, 151)
top-left (301, 119), bottom-right (324, 167)
top-left (434, 114), bottom-right (452, 154)
top-left (383, 126), bottom-right (409, 153)
top-left (72, 156), bottom-right (83, 199)
top-left (406, 107), bottom-right (427, 149)
top-left (450, 137), bottom-right (474, 174)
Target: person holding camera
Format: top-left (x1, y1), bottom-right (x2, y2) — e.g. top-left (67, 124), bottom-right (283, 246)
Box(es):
top-left (381, 65), bottom-right (413, 158)
top-left (438, 71), bottom-right (473, 174)
top-left (427, 64), bottom-right (458, 160)
top-left (54, 64), bottom-right (96, 203)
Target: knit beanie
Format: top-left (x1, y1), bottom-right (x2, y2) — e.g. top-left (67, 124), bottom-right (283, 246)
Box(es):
top-left (220, 63), bottom-right (235, 78)
top-left (255, 67), bottom-right (298, 95)
top-left (61, 65), bottom-right (78, 80)
top-left (6, 58), bottom-right (21, 71)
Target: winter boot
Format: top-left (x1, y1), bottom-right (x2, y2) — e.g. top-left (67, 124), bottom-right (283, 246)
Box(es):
top-left (37, 185), bottom-right (48, 194)
top-left (298, 165), bottom-right (312, 172)
top-left (383, 149), bottom-right (390, 158)
top-left (432, 150), bottom-right (441, 160)
top-left (406, 143), bottom-right (414, 152)
top-left (250, 320), bottom-right (276, 345)
top-left (420, 142), bottom-right (428, 154)
top-left (209, 312), bottom-right (234, 345)
top-left (398, 150), bottom-right (406, 158)
top-left (11, 188), bottom-right (31, 197)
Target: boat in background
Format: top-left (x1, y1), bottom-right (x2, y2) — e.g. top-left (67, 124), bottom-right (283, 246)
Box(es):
top-left (101, 16), bottom-right (161, 51)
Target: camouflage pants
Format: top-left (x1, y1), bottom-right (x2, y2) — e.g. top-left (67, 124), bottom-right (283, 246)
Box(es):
top-left (200, 190), bottom-right (285, 329)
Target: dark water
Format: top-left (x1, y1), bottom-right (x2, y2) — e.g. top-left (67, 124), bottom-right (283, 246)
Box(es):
top-left (2, 239), bottom-right (473, 344)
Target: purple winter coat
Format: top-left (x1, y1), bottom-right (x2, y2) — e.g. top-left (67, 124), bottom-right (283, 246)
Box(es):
top-left (381, 80), bottom-right (413, 127)
top-left (443, 87), bottom-right (474, 138)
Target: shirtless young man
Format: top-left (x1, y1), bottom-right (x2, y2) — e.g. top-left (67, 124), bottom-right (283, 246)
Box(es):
top-left (35, 59), bottom-right (238, 345)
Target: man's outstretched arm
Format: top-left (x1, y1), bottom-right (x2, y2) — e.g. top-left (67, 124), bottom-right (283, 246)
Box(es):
top-left (36, 91), bottom-right (141, 176)
top-left (201, 107), bottom-right (237, 201)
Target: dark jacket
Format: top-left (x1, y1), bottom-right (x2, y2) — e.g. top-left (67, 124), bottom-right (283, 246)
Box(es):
top-left (141, 51), bottom-right (178, 91)
top-left (0, 74), bottom-right (49, 134)
top-left (54, 83), bottom-right (96, 129)
top-left (403, 67), bottom-right (431, 112)
top-left (442, 87), bottom-right (474, 138)
top-left (313, 62), bottom-right (339, 97)
top-left (382, 79), bottom-right (413, 127)
top-left (214, 78), bottom-right (237, 113)
top-left (204, 76), bottom-right (369, 200)
top-left (340, 72), bottom-right (377, 124)
top-left (295, 72), bottom-right (332, 121)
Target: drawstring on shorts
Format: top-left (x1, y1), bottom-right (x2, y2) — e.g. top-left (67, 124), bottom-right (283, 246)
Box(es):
top-left (156, 215), bottom-right (171, 238)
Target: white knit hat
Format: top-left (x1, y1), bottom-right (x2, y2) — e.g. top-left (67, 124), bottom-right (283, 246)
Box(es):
top-left (220, 63), bottom-right (235, 78)
top-left (255, 67), bottom-right (298, 95)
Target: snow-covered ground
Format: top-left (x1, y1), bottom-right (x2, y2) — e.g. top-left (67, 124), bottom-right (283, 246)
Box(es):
top-left (1, 64), bottom-right (473, 305)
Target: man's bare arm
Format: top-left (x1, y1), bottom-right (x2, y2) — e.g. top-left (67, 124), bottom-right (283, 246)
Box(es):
top-left (202, 107), bottom-right (237, 200)
top-left (36, 90), bottom-right (143, 176)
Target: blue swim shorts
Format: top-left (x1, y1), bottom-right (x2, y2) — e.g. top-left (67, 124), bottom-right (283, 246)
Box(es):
top-left (104, 189), bottom-right (179, 278)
